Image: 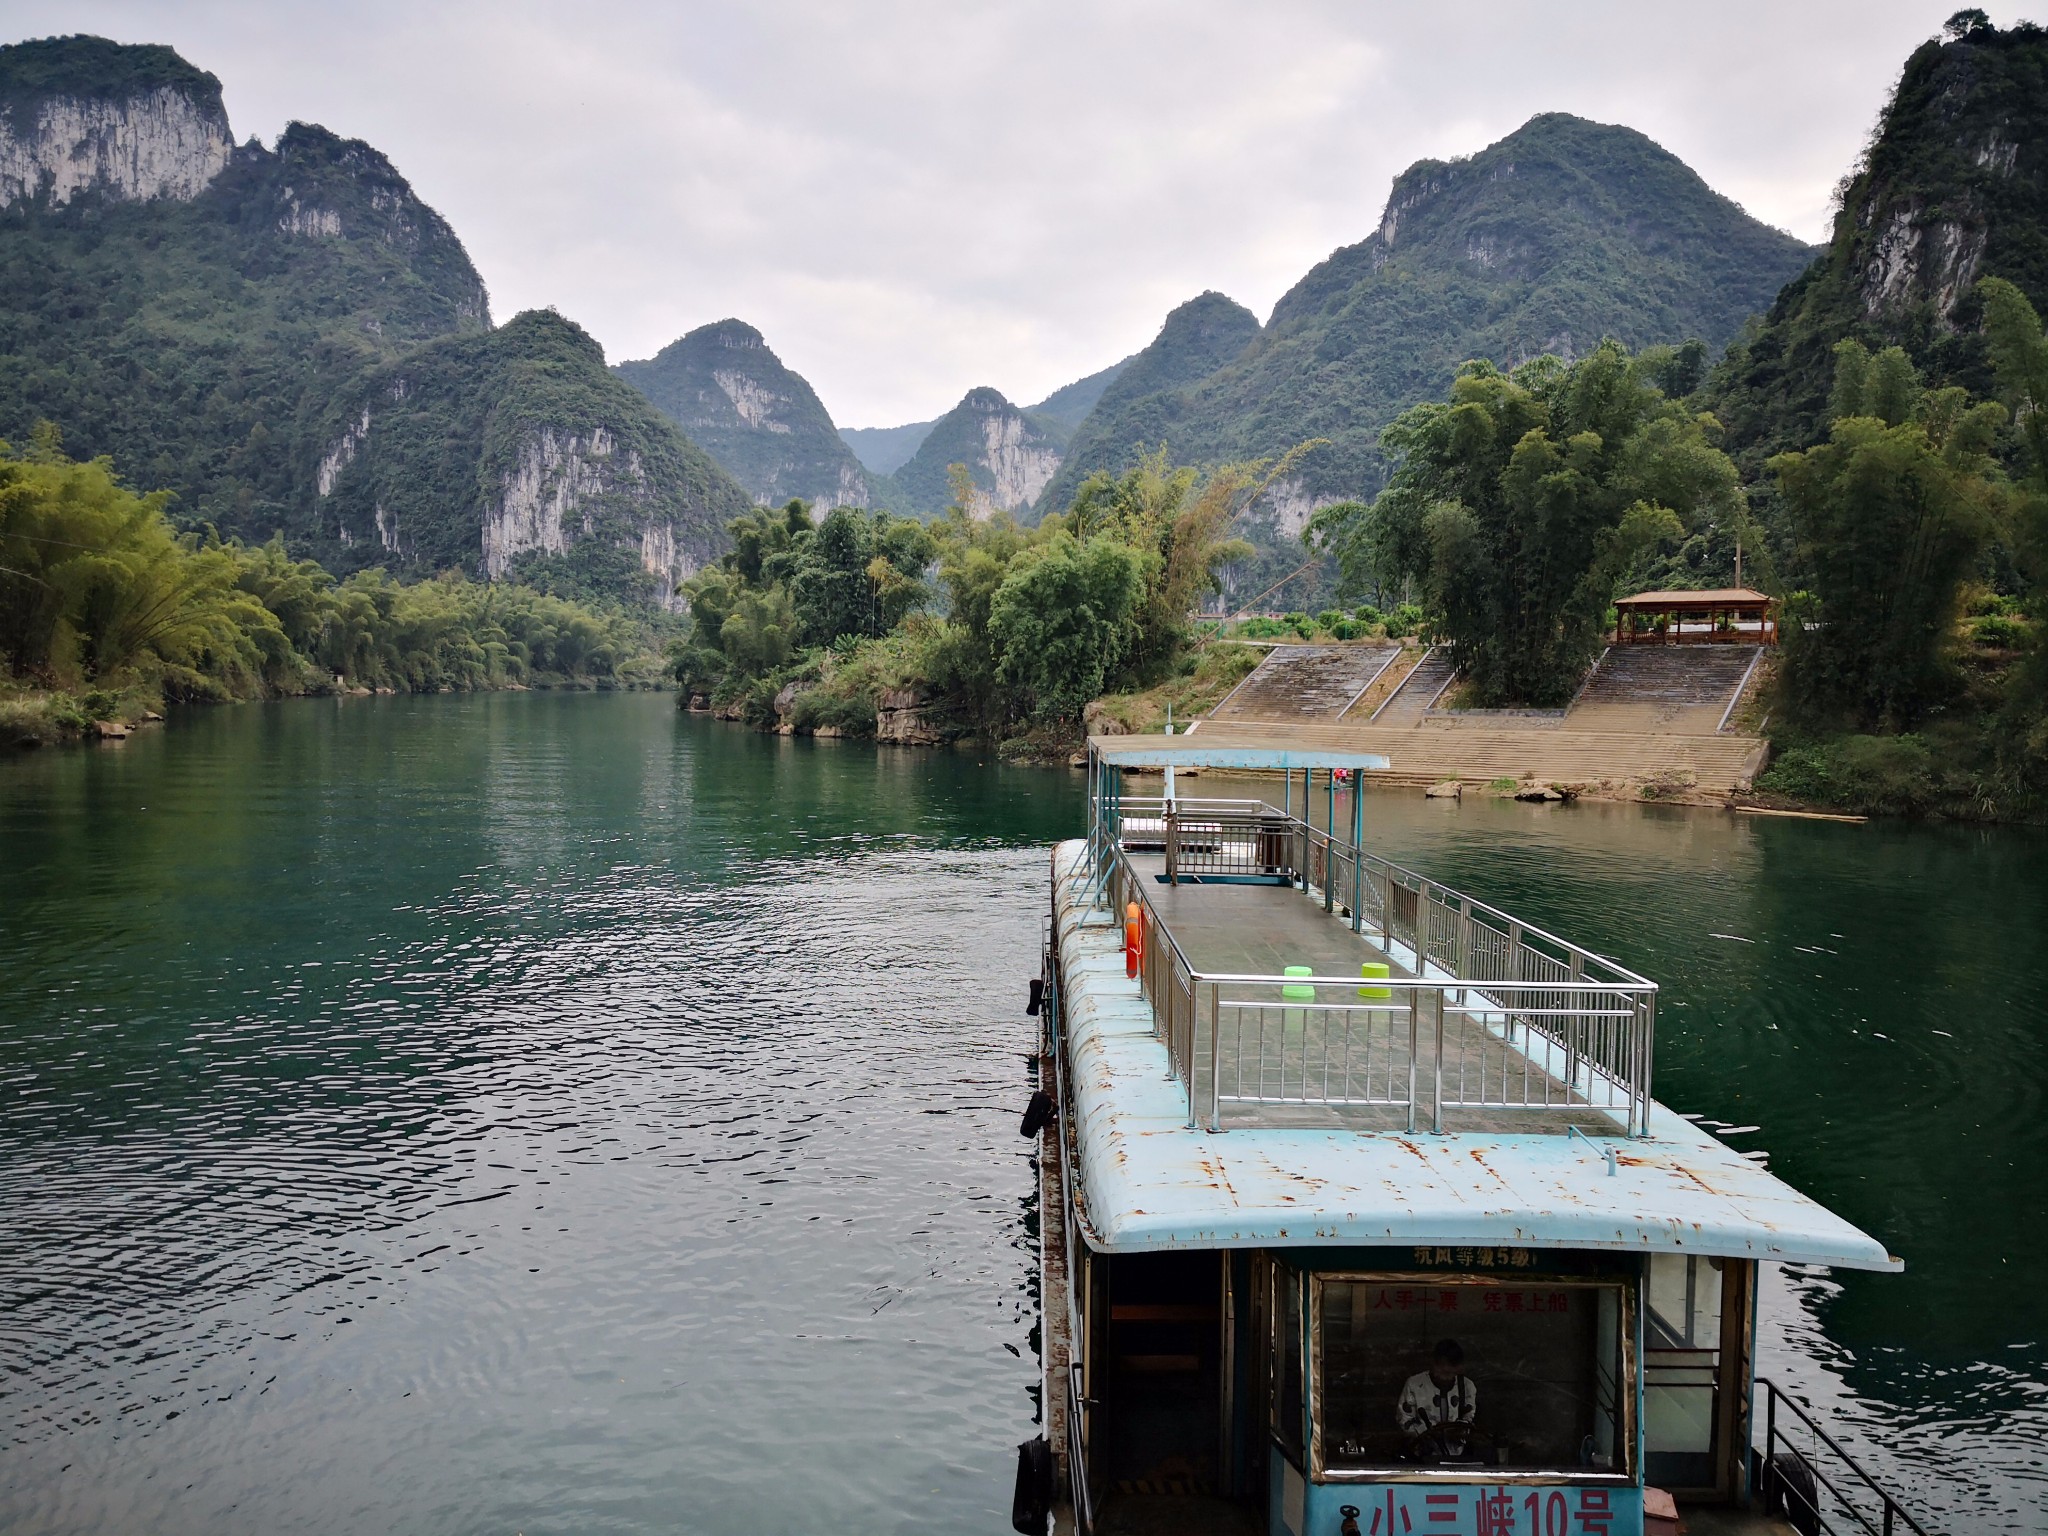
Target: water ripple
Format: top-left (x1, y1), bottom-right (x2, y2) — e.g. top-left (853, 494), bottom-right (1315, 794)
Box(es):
top-left (2, 702), bottom-right (2042, 1532)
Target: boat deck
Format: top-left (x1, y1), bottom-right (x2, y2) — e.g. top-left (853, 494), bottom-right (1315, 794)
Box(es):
top-left (1126, 852), bottom-right (1619, 1136)
top-left (1052, 838), bottom-right (1900, 1267)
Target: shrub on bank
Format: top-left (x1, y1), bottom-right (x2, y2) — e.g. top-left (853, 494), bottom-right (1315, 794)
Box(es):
top-left (1759, 734), bottom-right (1942, 817)
top-left (1087, 643), bottom-right (1262, 736)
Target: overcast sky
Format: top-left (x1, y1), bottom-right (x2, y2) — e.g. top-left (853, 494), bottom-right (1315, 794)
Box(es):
top-left (7, 2), bottom-right (2040, 426)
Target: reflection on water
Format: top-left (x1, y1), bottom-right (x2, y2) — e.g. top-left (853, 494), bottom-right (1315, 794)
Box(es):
top-left (0, 696), bottom-right (1068, 1535)
top-left (0, 699), bottom-right (2041, 1530)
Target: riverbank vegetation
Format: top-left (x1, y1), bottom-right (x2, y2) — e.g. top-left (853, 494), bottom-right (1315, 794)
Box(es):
top-left (0, 430), bottom-right (675, 748)
top-left (1745, 281), bottom-right (2047, 819)
top-left (1306, 287), bottom-right (2047, 822)
top-left (671, 449), bottom-right (1302, 754)
top-left (1310, 340), bottom-right (1747, 707)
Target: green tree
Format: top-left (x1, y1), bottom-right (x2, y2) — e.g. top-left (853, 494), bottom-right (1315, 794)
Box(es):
top-left (718, 585), bottom-right (798, 677)
top-left (788, 506), bottom-right (933, 646)
top-left (0, 436), bottom-right (287, 693)
top-left (1, 433), bottom-right (658, 708)
top-left (1310, 344), bottom-right (1732, 704)
top-left (1056, 444), bottom-right (1269, 685)
top-left (926, 466), bottom-right (1033, 732)
top-left (726, 500), bottom-right (813, 585)
top-left (1770, 340), bottom-right (2008, 730)
top-left (1977, 278), bottom-right (2048, 778)
top-left (987, 534), bottom-right (1144, 725)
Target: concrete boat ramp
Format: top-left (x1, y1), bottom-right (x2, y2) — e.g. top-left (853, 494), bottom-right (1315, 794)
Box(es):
top-left (1187, 643), bottom-right (1770, 800)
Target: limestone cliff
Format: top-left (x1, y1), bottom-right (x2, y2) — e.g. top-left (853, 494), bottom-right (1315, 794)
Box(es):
top-left (0, 36), bottom-right (231, 207)
top-left (615, 318), bottom-right (875, 511)
top-left (883, 386), bottom-right (1065, 518)
top-left (1713, 17), bottom-right (2048, 463)
top-left (315, 311), bottom-right (752, 603)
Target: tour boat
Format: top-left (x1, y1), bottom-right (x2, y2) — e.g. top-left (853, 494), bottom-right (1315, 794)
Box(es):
top-left (1017, 737), bottom-right (1926, 1536)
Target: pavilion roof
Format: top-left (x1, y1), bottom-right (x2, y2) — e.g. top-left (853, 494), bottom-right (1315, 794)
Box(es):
top-left (1614, 587), bottom-right (1773, 608)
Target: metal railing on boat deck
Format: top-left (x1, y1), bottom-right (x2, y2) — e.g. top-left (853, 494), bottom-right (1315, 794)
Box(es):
top-left (1066, 1361), bottom-right (1099, 1536)
top-left (1756, 1377), bottom-right (1931, 1536)
top-left (1083, 794), bottom-right (1658, 1136)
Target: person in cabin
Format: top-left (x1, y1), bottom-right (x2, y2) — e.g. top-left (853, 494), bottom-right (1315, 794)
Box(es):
top-left (1396, 1338), bottom-right (1477, 1446)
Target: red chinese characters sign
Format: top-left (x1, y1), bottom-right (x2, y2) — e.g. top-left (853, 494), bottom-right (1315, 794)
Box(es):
top-left (1344, 1486), bottom-right (1632, 1536)
top-left (1363, 1287), bottom-right (1571, 1315)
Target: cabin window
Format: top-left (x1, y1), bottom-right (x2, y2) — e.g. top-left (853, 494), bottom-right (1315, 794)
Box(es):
top-left (1271, 1261), bottom-right (1306, 1464)
top-left (1313, 1276), bottom-right (1632, 1477)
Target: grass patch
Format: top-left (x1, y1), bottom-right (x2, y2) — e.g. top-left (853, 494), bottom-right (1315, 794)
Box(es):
top-left (1087, 642), bottom-right (1263, 734)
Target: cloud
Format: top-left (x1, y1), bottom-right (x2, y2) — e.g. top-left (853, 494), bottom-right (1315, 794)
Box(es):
top-left (11, 0), bottom-right (2040, 425)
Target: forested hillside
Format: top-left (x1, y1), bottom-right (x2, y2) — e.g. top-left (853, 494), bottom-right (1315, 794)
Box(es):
top-left (1058, 114), bottom-right (1818, 523)
top-left (0, 35), bottom-right (746, 603)
top-left (1024, 354), bottom-right (1134, 434)
top-left (1037, 292), bottom-right (1261, 514)
top-left (615, 319), bottom-right (873, 511)
top-left (1710, 15), bottom-right (2048, 470)
top-left (0, 38), bottom-right (489, 536)
top-left (313, 309), bottom-right (753, 605)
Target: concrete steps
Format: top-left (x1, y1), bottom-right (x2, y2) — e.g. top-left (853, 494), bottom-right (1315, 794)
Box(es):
top-left (1370, 646), bottom-right (1456, 725)
top-left (1566, 645), bottom-right (1760, 733)
top-left (1339, 646), bottom-right (1424, 719)
top-left (1210, 644), bottom-right (1401, 723)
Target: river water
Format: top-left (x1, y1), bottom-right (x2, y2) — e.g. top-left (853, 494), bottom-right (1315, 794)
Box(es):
top-left (0, 693), bottom-right (2041, 1532)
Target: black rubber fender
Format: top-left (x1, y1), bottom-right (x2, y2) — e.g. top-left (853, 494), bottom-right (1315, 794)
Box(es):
top-left (1020, 1090), bottom-right (1057, 1138)
top-left (1767, 1449), bottom-right (1822, 1536)
top-left (1011, 1434), bottom-right (1054, 1533)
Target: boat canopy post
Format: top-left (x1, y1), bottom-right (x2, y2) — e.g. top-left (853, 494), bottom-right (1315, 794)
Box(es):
top-left (1351, 775), bottom-right (1365, 933)
top-left (1324, 770), bottom-right (1337, 912)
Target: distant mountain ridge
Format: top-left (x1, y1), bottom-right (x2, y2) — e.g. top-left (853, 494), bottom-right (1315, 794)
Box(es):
top-left (839, 419), bottom-right (934, 476)
top-left (837, 353), bottom-right (1133, 484)
top-left (1036, 291), bottom-right (1261, 512)
top-left (615, 319), bottom-right (874, 511)
top-left (1025, 354), bottom-right (1134, 432)
top-left (0, 34), bottom-right (751, 600)
top-left (1050, 113), bottom-right (1821, 526)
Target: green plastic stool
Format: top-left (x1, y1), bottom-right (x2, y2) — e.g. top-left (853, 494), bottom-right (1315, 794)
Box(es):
top-left (1281, 965), bottom-right (1316, 1002)
top-left (1358, 962), bottom-right (1391, 1000)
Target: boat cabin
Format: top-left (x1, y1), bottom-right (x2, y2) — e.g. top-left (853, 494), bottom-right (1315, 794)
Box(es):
top-left (1028, 739), bottom-right (1906, 1536)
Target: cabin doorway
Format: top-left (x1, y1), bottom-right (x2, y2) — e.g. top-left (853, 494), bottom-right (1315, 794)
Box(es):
top-left (1100, 1250), bottom-right (1223, 1494)
top-left (1645, 1253), bottom-right (1756, 1500)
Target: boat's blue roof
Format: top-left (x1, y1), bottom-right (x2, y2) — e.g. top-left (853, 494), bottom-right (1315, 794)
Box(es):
top-left (1052, 841), bottom-right (1900, 1272)
top-left (1090, 737), bottom-right (1391, 771)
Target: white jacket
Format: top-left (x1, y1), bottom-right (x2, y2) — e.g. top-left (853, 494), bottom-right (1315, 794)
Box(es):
top-left (1396, 1370), bottom-right (1476, 1435)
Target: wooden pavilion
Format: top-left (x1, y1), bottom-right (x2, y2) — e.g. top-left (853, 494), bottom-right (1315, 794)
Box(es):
top-left (1614, 587), bottom-right (1777, 645)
